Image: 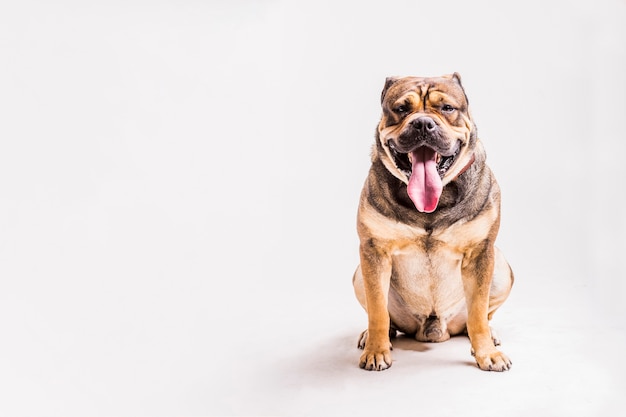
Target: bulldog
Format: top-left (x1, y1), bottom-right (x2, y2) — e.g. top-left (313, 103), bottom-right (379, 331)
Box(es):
top-left (353, 73), bottom-right (513, 371)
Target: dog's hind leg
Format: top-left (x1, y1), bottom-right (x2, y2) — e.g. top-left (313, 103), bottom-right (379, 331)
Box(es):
top-left (488, 246), bottom-right (514, 321)
top-left (352, 265), bottom-right (367, 311)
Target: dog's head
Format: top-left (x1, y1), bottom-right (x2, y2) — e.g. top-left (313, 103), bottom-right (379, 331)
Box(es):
top-left (377, 73), bottom-right (477, 213)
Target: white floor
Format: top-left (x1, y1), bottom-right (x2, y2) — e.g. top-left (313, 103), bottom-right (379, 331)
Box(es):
top-left (1, 249), bottom-right (624, 416)
top-left (0, 1), bottom-right (625, 416)
top-left (211, 257), bottom-right (626, 417)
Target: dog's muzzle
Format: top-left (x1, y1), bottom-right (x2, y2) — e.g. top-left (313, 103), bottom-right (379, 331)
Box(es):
top-left (384, 116), bottom-right (464, 213)
top-left (387, 138), bottom-right (461, 180)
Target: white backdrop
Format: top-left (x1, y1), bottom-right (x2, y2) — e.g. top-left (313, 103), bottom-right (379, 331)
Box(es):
top-left (0, 0), bottom-right (625, 415)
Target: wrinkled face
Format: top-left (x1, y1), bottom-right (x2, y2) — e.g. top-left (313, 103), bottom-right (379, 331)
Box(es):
top-left (377, 73), bottom-right (477, 212)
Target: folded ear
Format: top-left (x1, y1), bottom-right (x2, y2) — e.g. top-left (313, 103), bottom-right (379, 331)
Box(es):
top-left (381, 76), bottom-right (400, 104)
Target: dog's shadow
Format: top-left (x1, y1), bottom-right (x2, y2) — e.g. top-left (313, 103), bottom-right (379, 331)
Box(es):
top-left (273, 330), bottom-right (476, 390)
top-left (390, 334), bottom-right (432, 352)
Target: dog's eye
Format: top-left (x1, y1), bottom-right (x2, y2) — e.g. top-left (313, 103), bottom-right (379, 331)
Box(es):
top-left (393, 105), bottom-right (408, 114)
top-left (441, 104), bottom-right (455, 113)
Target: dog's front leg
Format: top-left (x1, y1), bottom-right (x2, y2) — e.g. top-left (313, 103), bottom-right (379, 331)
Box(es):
top-left (462, 241), bottom-right (512, 371)
top-left (359, 240), bottom-right (393, 371)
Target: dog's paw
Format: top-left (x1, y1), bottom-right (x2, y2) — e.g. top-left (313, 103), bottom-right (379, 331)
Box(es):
top-left (357, 330), bottom-right (393, 371)
top-left (490, 326), bottom-right (501, 346)
top-left (357, 330), bottom-right (368, 350)
top-left (473, 348), bottom-right (512, 372)
top-left (359, 347), bottom-right (393, 371)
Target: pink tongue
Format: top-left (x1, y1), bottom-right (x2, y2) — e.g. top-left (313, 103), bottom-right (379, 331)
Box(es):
top-left (407, 146), bottom-right (443, 213)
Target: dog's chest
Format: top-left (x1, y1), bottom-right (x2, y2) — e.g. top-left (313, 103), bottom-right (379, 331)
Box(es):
top-left (390, 240), bottom-right (466, 317)
top-left (360, 196), bottom-right (498, 319)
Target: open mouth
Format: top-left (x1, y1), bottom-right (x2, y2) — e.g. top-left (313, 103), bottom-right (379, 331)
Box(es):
top-left (387, 140), bottom-right (461, 180)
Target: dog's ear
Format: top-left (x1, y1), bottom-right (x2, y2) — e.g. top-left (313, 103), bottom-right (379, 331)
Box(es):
top-left (451, 72), bottom-right (463, 86)
top-left (381, 76), bottom-right (399, 104)
top-left (451, 72), bottom-right (469, 105)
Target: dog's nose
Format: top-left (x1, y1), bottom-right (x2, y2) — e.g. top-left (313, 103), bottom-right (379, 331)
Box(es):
top-left (411, 116), bottom-right (437, 132)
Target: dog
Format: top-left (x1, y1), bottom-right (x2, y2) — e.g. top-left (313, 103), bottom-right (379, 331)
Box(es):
top-left (353, 73), bottom-right (513, 371)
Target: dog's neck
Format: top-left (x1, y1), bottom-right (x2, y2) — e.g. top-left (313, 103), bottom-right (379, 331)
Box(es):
top-left (452, 153), bottom-right (476, 181)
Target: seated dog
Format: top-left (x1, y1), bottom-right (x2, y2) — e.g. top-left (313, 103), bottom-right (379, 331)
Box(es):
top-left (353, 73), bottom-right (513, 371)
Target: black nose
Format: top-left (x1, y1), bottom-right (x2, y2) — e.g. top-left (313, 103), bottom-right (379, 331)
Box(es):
top-left (411, 116), bottom-right (437, 132)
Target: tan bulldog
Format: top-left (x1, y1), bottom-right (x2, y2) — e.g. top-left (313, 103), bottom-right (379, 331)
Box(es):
top-left (353, 73), bottom-right (513, 371)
